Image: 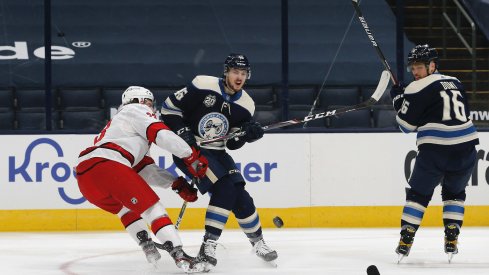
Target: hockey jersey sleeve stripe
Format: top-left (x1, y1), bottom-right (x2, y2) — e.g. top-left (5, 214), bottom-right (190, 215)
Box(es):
top-left (146, 122), bottom-right (170, 144)
top-left (161, 99), bottom-right (183, 116)
top-left (132, 155), bottom-right (155, 173)
top-left (396, 116), bottom-right (417, 133)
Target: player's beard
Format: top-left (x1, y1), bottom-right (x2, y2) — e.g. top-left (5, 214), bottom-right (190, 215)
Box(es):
top-left (225, 78), bottom-right (244, 94)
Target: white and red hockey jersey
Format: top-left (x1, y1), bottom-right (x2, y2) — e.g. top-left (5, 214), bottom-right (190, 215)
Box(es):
top-left (77, 103), bottom-right (192, 187)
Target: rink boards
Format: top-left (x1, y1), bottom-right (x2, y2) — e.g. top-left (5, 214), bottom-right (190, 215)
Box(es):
top-left (1, 133), bottom-right (488, 231)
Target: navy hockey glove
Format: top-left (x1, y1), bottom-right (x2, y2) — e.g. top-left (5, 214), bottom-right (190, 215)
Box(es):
top-left (171, 176), bottom-right (198, 202)
top-left (240, 121), bottom-right (264, 143)
top-left (390, 83), bottom-right (406, 112)
top-left (176, 127), bottom-right (197, 147)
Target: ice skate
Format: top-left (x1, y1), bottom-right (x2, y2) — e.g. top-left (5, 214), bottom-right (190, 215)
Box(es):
top-left (136, 231), bottom-right (161, 266)
top-left (157, 241), bottom-right (205, 273)
top-left (395, 225), bottom-right (416, 263)
top-left (197, 239), bottom-right (218, 272)
top-left (444, 224), bottom-right (460, 263)
top-left (252, 239), bottom-right (278, 267)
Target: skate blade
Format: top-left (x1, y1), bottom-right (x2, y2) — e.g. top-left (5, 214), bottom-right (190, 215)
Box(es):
top-left (397, 254), bottom-right (406, 264)
top-left (267, 260), bottom-right (278, 268)
top-left (203, 262), bottom-right (214, 273)
top-left (150, 260), bottom-right (158, 269)
top-left (178, 261), bottom-right (207, 274)
top-left (447, 253), bottom-right (454, 263)
top-left (147, 256), bottom-right (160, 269)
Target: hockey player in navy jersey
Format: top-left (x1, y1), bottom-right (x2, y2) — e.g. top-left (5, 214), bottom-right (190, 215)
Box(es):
top-left (160, 53), bottom-right (278, 270)
top-left (390, 44), bottom-right (479, 262)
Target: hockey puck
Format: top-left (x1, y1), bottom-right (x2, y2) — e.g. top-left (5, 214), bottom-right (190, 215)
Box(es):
top-left (366, 265), bottom-right (380, 275)
top-left (273, 216), bottom-right (284, 228)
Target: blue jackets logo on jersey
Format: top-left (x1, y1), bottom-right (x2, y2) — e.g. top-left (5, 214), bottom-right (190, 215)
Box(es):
top-left (199, 112), bottom-right (229, 139)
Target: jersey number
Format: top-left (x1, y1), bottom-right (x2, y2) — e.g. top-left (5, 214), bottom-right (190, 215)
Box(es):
top-left (94, 120), bottom-right (112, 144)
top-left (440, 90), bottom-right (467, 122)
top-left (174, 88), bottom-right (188, 101)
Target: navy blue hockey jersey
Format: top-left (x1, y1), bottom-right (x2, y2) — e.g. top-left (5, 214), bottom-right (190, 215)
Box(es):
top-left (160, 75), bottom-right (255, 150)
top-left (396, 73), bottom-right (479, 150)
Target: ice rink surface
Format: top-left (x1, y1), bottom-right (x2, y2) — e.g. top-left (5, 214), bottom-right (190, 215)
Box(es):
top-left (1, 227), bottom-right (489, 275)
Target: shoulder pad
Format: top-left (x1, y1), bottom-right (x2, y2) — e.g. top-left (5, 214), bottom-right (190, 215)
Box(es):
top-left (236, 89), bottom-right (255, 115)
top-left (405, 74), bottom-right (459, 95)
top-left (191, 75), bottom-right (221, 91)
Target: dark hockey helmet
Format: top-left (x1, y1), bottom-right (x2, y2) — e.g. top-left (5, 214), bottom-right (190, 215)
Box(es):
top-left (223, 53), bottom-right (251, 79)
top-left (407, 44), bottom-right (438, 67)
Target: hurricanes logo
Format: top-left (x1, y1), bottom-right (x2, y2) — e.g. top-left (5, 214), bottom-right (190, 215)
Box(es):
top-left (198, 112), bottom-right (229, 139)
top-left (204, 94), bottom-right (216, 107)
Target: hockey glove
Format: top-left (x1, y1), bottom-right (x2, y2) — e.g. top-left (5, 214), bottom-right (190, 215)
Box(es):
top-left (183, 147), bottom-right (208, 178)
top-left (240, 120), bottom-right (264, 143)
top-left (171, 176), bottom-right (198, 202)
top-left (176, 127), bottom-right (197, 147)
top-left (389, 83), bottom-right (406, 112)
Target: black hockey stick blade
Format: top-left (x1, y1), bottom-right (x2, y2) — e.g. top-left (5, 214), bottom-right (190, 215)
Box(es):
top-left (200, 70), bottom-right (390, 145)
top-left (351, 0), bottom-right (398, 85)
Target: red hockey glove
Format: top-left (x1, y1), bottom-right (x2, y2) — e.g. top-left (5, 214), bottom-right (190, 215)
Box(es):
top-left (171, 176), bottom-right (198, 202)
top-left (183, 147), bottom-right (208, 178)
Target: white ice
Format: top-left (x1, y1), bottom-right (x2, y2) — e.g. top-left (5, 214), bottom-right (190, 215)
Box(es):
top-left (1, 227), bottom-right (489, 275)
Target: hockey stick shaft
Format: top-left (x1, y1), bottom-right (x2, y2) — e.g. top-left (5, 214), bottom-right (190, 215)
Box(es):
top-left (351, 0), bottom-right (398, 85)
top-left (200, 70), bottom-right (391, 145)
top-left (155, 176), bottom-right (199, 251)
top-left (174, 202), bottom-right (188, 230)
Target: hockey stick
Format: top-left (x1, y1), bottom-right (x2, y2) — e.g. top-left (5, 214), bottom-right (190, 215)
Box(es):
top-left (303, 8), bottom-right (357, 128)
top-left (154, 176), bottom-right (199, 252)
top-left (200, 70), bottom-right (391, 145)
top-left (351, 0), bottom-right (399, 85)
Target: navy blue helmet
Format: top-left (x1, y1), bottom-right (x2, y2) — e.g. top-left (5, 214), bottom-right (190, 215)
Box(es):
top-left (407, 44), bottom-right (438, 66)
top-left (223, 53), bottom-right (251, 79)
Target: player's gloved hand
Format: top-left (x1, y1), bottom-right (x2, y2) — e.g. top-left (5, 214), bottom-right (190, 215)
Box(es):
top-left (176, 127), bottom-right (198, 147)
top-left (389, 83), bottom-right (405, 99)
top-left (240, 120), bottom-right (264, 143)
top-left (183, 147), bottom-right (208, 178)
top-left (171, 176), bottom-right (198, 202)
top-left (389, 83), bottom-right (406, 112)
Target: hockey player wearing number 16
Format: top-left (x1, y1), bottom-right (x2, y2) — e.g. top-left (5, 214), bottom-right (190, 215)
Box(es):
top-left (390, 44), bottom-right (479, 263)
top-left (161, 53), bottom-right (278, 271)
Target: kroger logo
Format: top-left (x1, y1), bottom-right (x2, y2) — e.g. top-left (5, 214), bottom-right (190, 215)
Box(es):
top-left (8, 138), bottom-right (85, 205)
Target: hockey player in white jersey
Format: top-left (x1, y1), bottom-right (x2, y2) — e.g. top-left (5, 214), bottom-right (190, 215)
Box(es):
top-left (75, 86), bottom-right (209, 272)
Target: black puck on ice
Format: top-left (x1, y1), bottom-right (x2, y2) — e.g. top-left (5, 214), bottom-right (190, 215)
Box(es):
top-left (366, 265), bottom-right (380, 275)
top-left (273, 216), bottom-right (284, 228)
